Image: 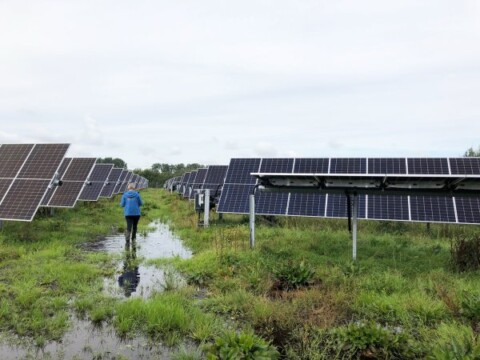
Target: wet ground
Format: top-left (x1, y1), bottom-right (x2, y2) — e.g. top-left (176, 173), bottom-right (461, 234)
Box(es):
top-left (0, 221), bottom-right (194, 359)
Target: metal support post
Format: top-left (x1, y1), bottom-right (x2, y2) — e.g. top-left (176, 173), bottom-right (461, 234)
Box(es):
top-left (352, 194), bottom-right (358, 260)
top-left (0, 220), bottom-right (3, 230)
top-left (204, 189), bottom-right (210, 227)
top-left (249, 193), bottom-right (255, 248)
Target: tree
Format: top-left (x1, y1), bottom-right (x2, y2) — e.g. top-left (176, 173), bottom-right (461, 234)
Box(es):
top-left (96, 157), bottom-right (127, 168)
top-left (464, 146), bottom-right (480, 157)
top-left (134, 163), bottom-right (204, 188)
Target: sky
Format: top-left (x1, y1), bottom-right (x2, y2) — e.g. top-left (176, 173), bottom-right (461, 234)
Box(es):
top-left (0, 0), bottom-right (479, 169)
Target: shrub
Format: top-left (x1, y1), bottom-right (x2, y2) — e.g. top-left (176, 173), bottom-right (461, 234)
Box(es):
top-left (332, 321), bottom-right (414, 359)
top-left (272, 261), bottom-right (315, 291)
top-left (203, 330), bottom-right (279, 359)
top-left (450, 235), bottom-right (480, 272)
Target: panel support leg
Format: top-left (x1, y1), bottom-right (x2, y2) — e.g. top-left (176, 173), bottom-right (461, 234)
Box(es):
top-left (249, 194), bottom-right (255, 249)
top-left (352, 194), bottom-right (358, 261)
top-left (204, 189), bottom-right (210, 227)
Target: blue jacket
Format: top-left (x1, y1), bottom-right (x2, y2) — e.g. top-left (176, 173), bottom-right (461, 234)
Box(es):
top-left (120, 190), bottom-right (144, 216)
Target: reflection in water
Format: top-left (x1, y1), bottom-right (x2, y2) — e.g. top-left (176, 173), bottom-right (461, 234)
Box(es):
top-left (118, 240), bottom-right (140, 297)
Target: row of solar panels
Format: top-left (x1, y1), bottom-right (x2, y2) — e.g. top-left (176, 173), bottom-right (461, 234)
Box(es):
top-left (0, 144), bottom-right (148, 222)
top-left (165, 157), bottom-right (480, 225)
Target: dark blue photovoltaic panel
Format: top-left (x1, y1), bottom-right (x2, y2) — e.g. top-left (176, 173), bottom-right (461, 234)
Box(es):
top-left (0, 144), bottom-right (34, 177)
top-left (184, 171), bottom-right (197, 198)
top-left (259, 158), bottom-right (293, 173)
top-left (330, 158), bottom-right (367, 174)
top-left (449, 158), bottom-right (480, 175)
top-left (407, 158), bottom-right (449, 174)
top-left (181, 172), bottom-right (192, 196)
top-left (326, 194), bottom-right (366, 218)
top-left (224, 159), bottom-right (260, 184)
top-left (410, 196), bottom-right (456, 222)
top-left (367, 195), bottom-right (409, 220)
top-left (294, 158), bottom-right (329, 174)
top-left (194, 168), bottom-right (208, 185)
top-left (368, 158), bottom-right (407, 174)
top-left (256, 192), bottom-right (289, 215)
top-left (189, 168), bottom-right (208, 199)
top-left (217, 184), bottom-right (252, 214)
top-left (17, 144), bottom-right (70, 179)
top-left (455, 198), bottom-right (480, 224)
top-left (288, 193), bottom-right (327, 217)
top-left (202, 165), bottom-right (228, 198)
top-left (114, 170), bottom-right (128, 194)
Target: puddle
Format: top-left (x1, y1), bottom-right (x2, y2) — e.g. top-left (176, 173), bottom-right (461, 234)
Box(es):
top-left (86, 220), bottom-right (192, 299)
top-left (0, 319), bottom-right (182, 359)
top-left (0, 220), bottom-right (195, 359)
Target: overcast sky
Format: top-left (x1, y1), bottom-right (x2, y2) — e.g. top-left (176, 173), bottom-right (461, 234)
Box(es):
top-left (1, 1), bottom-right (479, 169)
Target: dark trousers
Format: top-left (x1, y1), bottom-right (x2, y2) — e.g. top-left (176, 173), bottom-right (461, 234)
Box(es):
top-left (125, 216), bottom-right (140, 240)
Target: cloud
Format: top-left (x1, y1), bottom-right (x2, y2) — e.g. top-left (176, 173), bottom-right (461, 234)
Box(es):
top-left (254, 142), bottom-right (278, 157)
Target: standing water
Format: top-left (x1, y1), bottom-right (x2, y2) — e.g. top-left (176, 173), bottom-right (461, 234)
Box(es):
top-left (0, 220), bottom-right (194, 359)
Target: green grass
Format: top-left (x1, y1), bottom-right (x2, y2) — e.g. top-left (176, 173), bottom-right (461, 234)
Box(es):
top-left (151, 190), bottom-right (480, 358)
top-left (2, 188), bottom-right (480, 359)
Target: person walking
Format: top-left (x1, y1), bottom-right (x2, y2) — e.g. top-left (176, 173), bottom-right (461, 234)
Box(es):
top-left (120, 182), bottom-right (144, 244)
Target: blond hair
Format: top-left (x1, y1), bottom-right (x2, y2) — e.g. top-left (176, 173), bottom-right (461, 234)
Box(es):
top-left (127, 182), bottom-right (136, 190)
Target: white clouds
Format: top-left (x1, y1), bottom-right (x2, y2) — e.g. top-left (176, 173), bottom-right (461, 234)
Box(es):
top-left (0, 0), bottom-right (479, 168)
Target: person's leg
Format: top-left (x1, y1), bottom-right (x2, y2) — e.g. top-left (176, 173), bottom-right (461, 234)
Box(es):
top-left (131, 216), bottom-right (140, 241)
top-left (125, 216), bottom-right (133, 244)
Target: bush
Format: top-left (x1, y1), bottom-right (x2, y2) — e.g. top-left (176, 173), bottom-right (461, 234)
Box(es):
top-left (450, 235), bottom-right (480, 272)
top-left (204, 330), bottom-right (279, 360)
top-left (272, 261), bottom-right (315, 291)
top-left (332, 321), bottom-right (414, 359)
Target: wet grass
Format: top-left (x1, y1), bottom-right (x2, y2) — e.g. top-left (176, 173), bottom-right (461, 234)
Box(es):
top-left (3, 189), bottom-right (480, 359)
top-left (153, 190), bottom-right (480, 358)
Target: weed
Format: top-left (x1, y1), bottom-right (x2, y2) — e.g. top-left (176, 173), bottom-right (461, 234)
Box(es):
top-left (451, 235), bottom-right (480, 272)
top-left (272, 260), bottom-right (316, 291)
top-left (203, 330), bottom-right (280, 359)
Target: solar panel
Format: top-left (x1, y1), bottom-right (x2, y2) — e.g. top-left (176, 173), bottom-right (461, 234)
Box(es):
top-left (119, 172), bottom-right (133, 193)
top-left (449, 158), bottom-right (480, 175)
top-left (45, 158), bottom-right (96, 207)
top-left (330, 158), bottom-right (367, 174)
top-left (202, 165), bottom-right (229, 201)
top-left (184, 171), bottom-right (197, 198)
top-left (224, 159), bottom-right (259, 185)
top-left (0, 144), bottom-right (34, 177)
top-left (293, 158), bottom-right (329, 173)
top-left (368, 158), bottom-right (406, 174)
top-left (410, 195), bottom-right (457, 223)
top-left (0, 143), bottom-right (69, 221)
top-left (287, 193), bottom-right (327, 217)
top-left (100, 168), bottom-right (123, 197)
top-left (41, 157), bottom-right (72, 206)
top-left (455, 197), bottom-right (480, 224)
top-left (326, 194), bottom-right (367, 219)
top-left (78, 163), bottom-right (113, 201)
top-left (367, 195), bottom-right (409, 221)
top-left (189, 168), bottom-right (207, 200)
top-left (407, 158), bottom-right (449, 175)
top-left (114, 170), bottom-right (128, 194)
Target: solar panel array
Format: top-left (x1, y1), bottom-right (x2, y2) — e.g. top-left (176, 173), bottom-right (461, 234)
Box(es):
top-left (0, 143), bottom-right (148, 221)
top-left (215, 157), bottom-right (480, 225)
